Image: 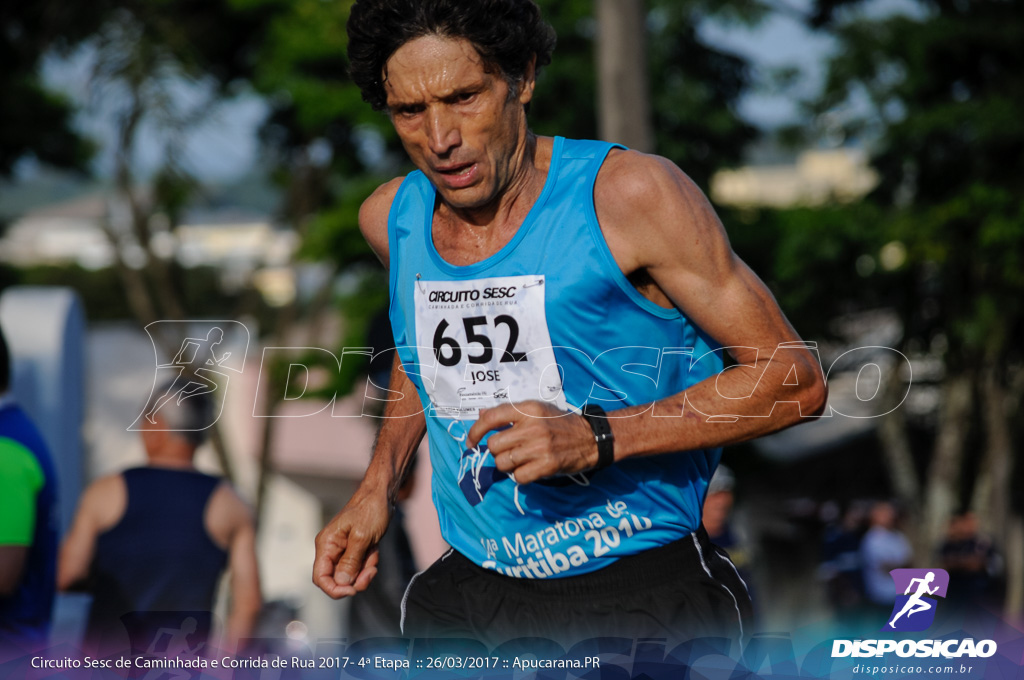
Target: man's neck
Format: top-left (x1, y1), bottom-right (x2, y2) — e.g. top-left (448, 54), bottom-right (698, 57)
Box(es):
top-left (431, 134), bottom-right (551, 266)
top-left (146, 453), bottom-right (197, 470)
top-left (148, 462), bottom-right (197, 472)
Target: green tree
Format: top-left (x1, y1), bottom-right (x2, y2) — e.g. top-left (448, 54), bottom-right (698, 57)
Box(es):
top-left (0, 3), bottom-right (103, 178)
top-left (749, 0), bottom-right (1024, 614)
top-left (531, 0), bottom-right (762, 188)
top-left (45, 0), bottom-right (284, 483)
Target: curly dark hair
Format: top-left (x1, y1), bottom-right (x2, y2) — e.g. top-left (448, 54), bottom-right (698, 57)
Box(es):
top-left (347, 0), bottom-right (556, 111)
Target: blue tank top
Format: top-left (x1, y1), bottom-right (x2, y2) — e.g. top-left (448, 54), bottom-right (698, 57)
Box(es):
top-left (86, 468), bottom-right (227, 637)
top-left (389, 137), bottom-right (723, 578)
top-left (0, 402), bottom-right (58, 645)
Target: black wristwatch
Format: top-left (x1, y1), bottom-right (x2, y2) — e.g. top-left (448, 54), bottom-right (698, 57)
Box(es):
top-left (581, 404), bottom-right (615, 472)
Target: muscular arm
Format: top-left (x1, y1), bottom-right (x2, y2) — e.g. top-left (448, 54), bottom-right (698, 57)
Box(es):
top-left (313, 177), bottom-right (428, 599)
top-left (225, 524), bottom-right (260, 644)
top-left (313, 342), bottom-right (428, 599)
top-left (361, 354), bottom-right (429, 504)
top-left (206, 484), bottom-right (261, 650)
top-left (58, 475), bottom-right (126, 591)
top-left (472, 150), bottom-right (827, 483)
top-left (357, 177), bottom-right (427, 503)
top-left (596, 151), bottom-right (827, 456)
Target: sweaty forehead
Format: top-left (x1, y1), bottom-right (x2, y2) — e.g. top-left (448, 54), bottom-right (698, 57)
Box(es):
top-left (384, 35), bottom-right (489, 105)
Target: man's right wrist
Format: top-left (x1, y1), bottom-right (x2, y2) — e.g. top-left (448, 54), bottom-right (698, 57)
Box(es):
top-left (357, 470), bottom-right (396, 505)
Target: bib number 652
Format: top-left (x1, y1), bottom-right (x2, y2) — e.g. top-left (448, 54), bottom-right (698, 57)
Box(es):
top-left (433, 315), bottom-right (527, 367)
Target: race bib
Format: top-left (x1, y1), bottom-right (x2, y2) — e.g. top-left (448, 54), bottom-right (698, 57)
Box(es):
top-left (414, 275), bottom-right (566, 419)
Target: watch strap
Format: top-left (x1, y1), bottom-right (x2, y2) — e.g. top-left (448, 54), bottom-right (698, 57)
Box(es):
top-left (581, 404), bottom-right (614, 471)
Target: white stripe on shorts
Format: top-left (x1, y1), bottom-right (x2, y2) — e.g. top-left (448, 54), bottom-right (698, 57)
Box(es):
top-left (691, 532), bottom-right (744, 641)
top-left (400, 548), bottom-right (453, 634)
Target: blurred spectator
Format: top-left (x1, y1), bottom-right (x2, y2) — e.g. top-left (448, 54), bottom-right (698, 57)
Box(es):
top-left (0, 325), bottom-right (59, 650)
top-left (58, 384), bottom-right (261, 654)
top-left (702, 465), bottom-right (754, 604)
top-left (860, 501), bottom-right (912, 609)
top-left (939, 511), bottom-right (1003, 609)
top-left (818, 501), bottom-right (868, 616)
top-left (704, 467), bottom-right (748, 563)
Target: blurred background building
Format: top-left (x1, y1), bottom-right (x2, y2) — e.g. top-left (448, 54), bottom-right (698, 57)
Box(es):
top-left (710, 148), bottom-right (879, 208)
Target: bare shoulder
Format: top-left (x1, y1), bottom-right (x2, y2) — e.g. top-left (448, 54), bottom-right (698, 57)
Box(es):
top-left (596, 148), bottom-right (696, 196)
top-left (359, 177), bottom-right (406, 268)
top-left (79, 473), bottom-right (127, 531)
top-left (208, 482), bottom-right (253, 523)
top-left (594, 148), bottom-right (730, 272)
top-left (205, 482), bottom-right (254, 549)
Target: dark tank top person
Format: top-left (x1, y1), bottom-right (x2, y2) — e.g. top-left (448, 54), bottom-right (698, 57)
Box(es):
top-left (84, 467), bottom-right (227, 651)
top-left (59, 385), bottom-right (262, 655)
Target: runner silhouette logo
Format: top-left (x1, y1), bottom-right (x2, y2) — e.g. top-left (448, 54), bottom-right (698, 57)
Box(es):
top-left (129, 320), bottom-right (250, 434)
top-left (884, 568), bottom-right (950, 632)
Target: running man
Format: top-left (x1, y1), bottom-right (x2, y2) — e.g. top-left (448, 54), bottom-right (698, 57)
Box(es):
top-left (889, 572), bottom-right (940, 628)
top-left (140, 617), bottom-right (203, 680)
top-left (145, 327), bottom-right (230, 425)
top-left (314, 0), bottom-right (827, 644)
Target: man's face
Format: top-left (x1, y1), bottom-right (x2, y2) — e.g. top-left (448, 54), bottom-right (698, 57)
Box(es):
top-left (871, 502), bottom-right (896, 529)
top-left (383, 35), bottom-right (535, 211)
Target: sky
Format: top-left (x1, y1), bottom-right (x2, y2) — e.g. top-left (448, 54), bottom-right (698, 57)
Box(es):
top-left (32, 0), bottom-right (921, 184)
top-left (700, 0), bottom-right (925, 138)
top-left (697, 4), bottom-right (836, 130)
top-left (39, 48), bottom-right (268, 183)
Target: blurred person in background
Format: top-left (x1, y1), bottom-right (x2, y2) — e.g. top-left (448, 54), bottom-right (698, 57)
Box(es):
top-left (0, 324), bottom-right (59, 652)
top-left (58, 384), bottom-right (261, 655)
top-left (859, 500), bottom-right (911, 613)
top-left (702, 465), bottom-right (753, 595)
top-left (818, 501), bottom-right (868, 619)
top-left (939, 511), bottom-right (1003, 611)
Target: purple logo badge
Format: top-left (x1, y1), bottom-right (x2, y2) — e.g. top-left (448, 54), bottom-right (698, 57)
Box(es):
top-left (883, 568), bottom-right (950, 632)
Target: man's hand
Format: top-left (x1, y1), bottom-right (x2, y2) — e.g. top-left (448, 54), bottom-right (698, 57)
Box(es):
top-left (313, 489), bottom-right (392, 599)
top-left (467, 401), bottom-right (599, 485)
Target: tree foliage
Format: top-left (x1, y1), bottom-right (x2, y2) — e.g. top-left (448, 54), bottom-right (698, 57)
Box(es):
top-left (0, 2), bottom-right (101, 176)
top-left (744, 1), bottom-right (1024, 605)
top-left (647, 1), bottom-right (761, 189)
top-left (804, 0), bottom-right (1024, 384)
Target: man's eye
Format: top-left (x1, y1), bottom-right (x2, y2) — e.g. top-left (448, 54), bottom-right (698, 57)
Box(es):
top-left (456, 92), bottom-right (476, 103)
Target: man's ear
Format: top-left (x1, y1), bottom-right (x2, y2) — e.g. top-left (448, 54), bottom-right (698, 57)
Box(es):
top-left (518, 55), bottom-right (538, 106)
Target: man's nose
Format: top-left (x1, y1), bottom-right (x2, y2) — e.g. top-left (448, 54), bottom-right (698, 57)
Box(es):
top-left (426, 108), bottom-right (461, 155)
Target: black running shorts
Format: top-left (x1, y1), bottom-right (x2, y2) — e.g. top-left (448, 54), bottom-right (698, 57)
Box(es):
top-left (401, 527), bottom-right (752, 646)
